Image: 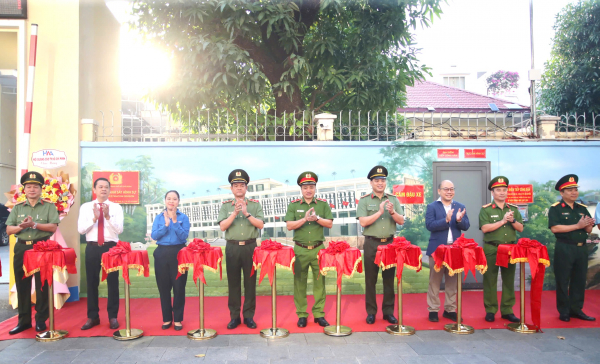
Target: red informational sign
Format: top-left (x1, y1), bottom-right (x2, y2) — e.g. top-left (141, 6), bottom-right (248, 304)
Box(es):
top-left (506, 184), bottom-right (534, 204)
top-left (464, 149), bottom-right (486, 158)
top-left (393, 185), bottom-right (425, 204)
top-left (92, 171), bottom-right (140, 204)
top-left (437, 149), bottom-right (459, 158)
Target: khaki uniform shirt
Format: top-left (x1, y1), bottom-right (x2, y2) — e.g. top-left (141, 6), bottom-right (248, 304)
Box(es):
top-left (284, 198), bottom-right (333, 245)
top-left (356, 192), bottom-right (403, 238)
top-left (548, 199), bottom-right (591, 243)
top-left (217, 198), bottom-right (264, 240)
top-left (6, 198), bottom-right (60, 240)
top-left (478, 200), bottom-right (522, 243)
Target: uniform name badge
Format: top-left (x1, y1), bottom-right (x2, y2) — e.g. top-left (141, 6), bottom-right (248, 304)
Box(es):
top-left (297, 210), bottom-right (304, 212)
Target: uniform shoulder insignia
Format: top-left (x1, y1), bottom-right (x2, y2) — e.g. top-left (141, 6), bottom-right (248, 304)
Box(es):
top-left (576, 202), bottom-right (588, 208)
top-left (360, 194), bottom-right (371, 199)
top-left (15, 200), bottom-right (26, 205)
top-left (222, 200), bottom-right (232, 204)
top-left (317, 198), bottom-right (327, 202)
top-left (290, 198), bottom-right (301, 203)
top-left (507, 203), bottom-right (519, 208)
top-left (551, 202), bottom-right (560, 207)
top-left (482, 203), bottom-right (492, 208)
top-left (42, 198), bottom-right (53, 203)
top-left (248, 199), bottom-right (259, 203)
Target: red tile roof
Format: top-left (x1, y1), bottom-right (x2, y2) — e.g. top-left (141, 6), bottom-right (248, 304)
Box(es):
top-left (398, 81), bottom-right (530, 113)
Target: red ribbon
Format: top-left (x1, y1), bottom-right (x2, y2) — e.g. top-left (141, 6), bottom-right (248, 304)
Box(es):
top-left (496, 238), bottom-right (550, 332)
top-left (318, 241), bottom-right (362, 289)
top-left (452, 235), bottom-right (481, 281)
top-left (25, 240), bottom-right (77, 286)
top-left (432, 234), bottom-right (487, 280)
top-left (101, 241), bottom-right (150, 285)
top-left (374, 236), bottom-right (422, 279)
top-left (176, 238), bottom-right (223, 285)
top-left (250, 239), bottom-right (287, 285)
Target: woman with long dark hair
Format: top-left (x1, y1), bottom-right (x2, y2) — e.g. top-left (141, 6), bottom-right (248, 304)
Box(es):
top-left (151, 190), bottom-right (190, 331)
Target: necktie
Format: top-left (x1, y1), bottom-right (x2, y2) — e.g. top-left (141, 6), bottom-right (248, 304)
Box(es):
top-left (98, 203), bottom-right (104, 246)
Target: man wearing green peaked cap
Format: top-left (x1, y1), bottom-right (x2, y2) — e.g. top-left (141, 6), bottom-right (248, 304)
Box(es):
top-left (284, 171), bottom-right (333, 328)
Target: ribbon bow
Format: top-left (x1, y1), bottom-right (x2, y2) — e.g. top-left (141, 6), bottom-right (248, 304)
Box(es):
top-left (252, 239), bottom-right (284, 285)
top-left (452, 234), bottom-right (483, 281)
top-left (102, 241), bottom-right (150, 285)
top-left (31, 240), bottom-right (62, 286)
top-left (177, 239), bottom-right (222, 285)
top-left (186, 238), bottom-right (212, 252)
top-left (323, 241), bottom-right (351, 289)
top-left (388, 237), bottom-right (422, 279)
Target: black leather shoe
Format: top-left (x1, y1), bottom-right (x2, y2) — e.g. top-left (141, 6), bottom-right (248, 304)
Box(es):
top-left (314, 317), bottom-right (330, 327)
top-left (81, 318), bottom-right (100, 330)
top-left (485, 313), bottom-right (495, 322)
top-left (383, 314), bottom-right (398, 324)
top-left (559, 313), bottom-right (571, 322)
top-left (443, 311), bottom-right (457, 322)
top-left (162, 322), bottom-right (172, 330)
top-left (109, 318), bottom-right (119, 330)
top-left (501, 313), bottom-right (520, 323)
top-left (174, 324), bottom-right (183, 331)
top-left (429, 312), bottom-right (439, 322)
top-left (35, 321), bottom-right (47, 332)
top-left (366, 314), bottom-right (375, 324)
top-left (297, 317), bottom-right (307, 328)
top-left (9, 324), bottom-right (32, 335)
top-left (571, 312), bottom-right (596, 321)
top-left (243, 318), bottom-right (257, 329)
top-left (227, 318), bottom-right (241, 329)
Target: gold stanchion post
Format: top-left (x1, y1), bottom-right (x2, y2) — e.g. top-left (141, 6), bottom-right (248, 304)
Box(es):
top-left (507, 262), bottom-right (537, 333)
top-left (444, 272), bottom-right (474, 334)
top-left (385, 276), bottom-right (415, 335)
top-left (188, 281), bottom-right (217, 340)
top-left (260, 268), bottom-right (289, 338)
top-left (324, 279), bottom-right (352, 337)
top-left (113, 280), bottom-right (143, 340)
top-left (36, 280), bottom-right (68, 342)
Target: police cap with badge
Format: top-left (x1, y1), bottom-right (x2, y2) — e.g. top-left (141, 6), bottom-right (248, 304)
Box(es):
top-left (21, 171), bottom-right (45, 186)
top-left (555, 174), bottom-right (579, 191)
top-left (368, 165), bottom-right (388, 180)
top-left (297, 171), bottom-right (318, 186)
top-left (488, 176), bottom-right (509, 190)
top-left (228, 169), bottom-right (249, 184)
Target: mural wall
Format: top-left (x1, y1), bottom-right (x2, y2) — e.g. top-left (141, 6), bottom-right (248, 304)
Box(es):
top-left (80, 141), bottom-right (600, 296)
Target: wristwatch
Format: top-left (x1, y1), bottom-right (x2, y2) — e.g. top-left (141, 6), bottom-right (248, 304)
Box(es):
top-left (316, 215), bottom-right (321, 221)
top-left (245, 213), bottom-right (252, 219)
top-left (33, 222), bottom-right (38, 230)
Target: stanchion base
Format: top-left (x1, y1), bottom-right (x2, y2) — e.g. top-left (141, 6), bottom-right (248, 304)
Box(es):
top-left (386, 324), bottom-right (415, 336)
top-left (188, 328), bottom-right (217, 340)
top-left (507, 322), bottom-right (538, 334)
top-left (36, 330), bottom-right (68, 342)
top-left (260, 328), bottom-right (289, 339)
top-left (444, 323), bottom-right (474, 335)
top-left (113, 328), bottom-right (144, 340)
top-left (324, 325), bottom-right (352, 337)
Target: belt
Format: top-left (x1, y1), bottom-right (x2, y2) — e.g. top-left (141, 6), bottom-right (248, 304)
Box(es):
top-left (365, 236), bottom-right (393, 243)
top-left (557, 239), bottom-right (585, 247)
top-left (86, 241), bottom-right (117, 246)
top-left (295, 241), bottom-right (323, 250)
top-left (227, 239), bottom-right (256, 246)
top-left (484, 241), bottom-right (514, 247)
top-left (17, 238), bottom-right (46, 245)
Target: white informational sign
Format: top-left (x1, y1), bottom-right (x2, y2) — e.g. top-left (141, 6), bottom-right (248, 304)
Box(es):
top-left (31, 149), bottom-right (67, 169)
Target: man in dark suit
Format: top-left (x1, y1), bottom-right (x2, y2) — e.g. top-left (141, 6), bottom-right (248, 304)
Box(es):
top-left (424, 180), bottom-right (470, 322)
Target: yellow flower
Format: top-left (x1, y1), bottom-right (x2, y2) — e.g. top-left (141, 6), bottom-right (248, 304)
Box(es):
top-left (62, 202), bottom-right (68, 208)
top-left (51, 179), bottom-right (57, 184)
top-left (61, 184), bottom-right (68, 191)
top-left (62, 196), bottom-right (69, 202)
top-left (17, 195), bottom-right (26, 202)
top-left (50, 195), bottom-right (59, 203)
top-left (41, 192), bottom-right (50, 199)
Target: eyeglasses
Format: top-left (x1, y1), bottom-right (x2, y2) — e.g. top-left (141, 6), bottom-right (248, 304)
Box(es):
top-left (440, 188), bottom-right (455, 192)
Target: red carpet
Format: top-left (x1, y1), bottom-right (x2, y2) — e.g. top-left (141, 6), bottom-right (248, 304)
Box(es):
top-left (1, 290), bottom-right (599, 340)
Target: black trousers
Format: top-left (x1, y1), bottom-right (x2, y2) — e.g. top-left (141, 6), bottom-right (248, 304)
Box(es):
top-left (225, 241), bottom-right (257, 320)
top-left (554, 241), bottom-right (588, 316)
top-left (364, 237), bottom-right (396, 316)
top-left (154, 244), bottom-right (188, 323)
top-left (85, 242), bottom-right (119, 320)
top-left (13, 242), bottom-right (49, 326)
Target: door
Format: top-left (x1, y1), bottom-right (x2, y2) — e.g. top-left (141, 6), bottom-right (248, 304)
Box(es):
top-left (433, 161), bottom-right (490, 288)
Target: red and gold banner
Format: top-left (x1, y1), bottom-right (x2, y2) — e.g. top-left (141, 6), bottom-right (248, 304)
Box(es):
top-left (433, 234), bottom-right (487, 279)
top-left (506, 184), bottom-right (534, 204)
top-left (374, 236), bottom-right (422, 279)
top-left (251, 239), bottom-right (295, 285)
top-left (497, 238), bottom-right (550, 332)
top-left (318, 241), bottom-right (363, 289)
top-left (437, 149), bottom-right (459, 158)
top-left (464, 149), bottom-right (486, 158)
top-left (101, 241), bottom-right (149, 284)
top-left (23, 240), bottom-right (77, 286)
top-left (177, 238), bottom-right (223, 285)
top-left (92, 171), bottom-right (140, 204)
top-left (393, 185), bottom-right (425, 204)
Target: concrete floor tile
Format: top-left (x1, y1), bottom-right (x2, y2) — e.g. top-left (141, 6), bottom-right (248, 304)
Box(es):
top-left (368, 343), bottom-right (418, 356)
top-left (331, 343), bottom-right (374, 357)
top-left (305, 333), bottom-right (348, 345)
top-left (147, 335), bottom-right (191, 347)
top-left (450, 341), bottom-right (494, 353)
top-left (357, 354), bottom-right (403, 364)
top-left (160, 347), bottom-right (208, 361)
top-left (407, 341), bottom-right (459, 355)
top-left (267, 333), bottom-right (308, 346)
top-left (376, 332), bottom-right (424, 343)
top-left (343, 332), bottom-right (386, 344)
top-left (246, 345), bottom-right (289, 360)
top-left (228, 334), bottom-right (268, 347)
top-left (401, 355), bottom-right (451, 364)
top-left (204, 346), bottom-right (248, 361)
top-left (72, 348), bottom-right (126, 362)
top-left (116, 347), bottom-right (166, 362)
top-left (444, 354), bottom-right (496, 364)
top-left (26, 349), bottom-right (84, 364)
top-left (315, 356), bottom-right (357, 364)
top-left (272, 359), bottom-right (316, 364)
top-left (185, 335), bottom-right (231, 347)
top-left (288, 344), bottom-right (333, 358)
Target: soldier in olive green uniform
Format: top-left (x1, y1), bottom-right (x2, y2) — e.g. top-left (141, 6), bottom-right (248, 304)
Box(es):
top-left (548, 174), bottom-right (595, 322)
top-left (285, 171), bottom-right (333, 328)
top-left (479, 176), bottom-right (523, 323)
top-left (217, 169), bottom-right (265, 329)
top-left (6, 172), bottom-right (59, 335)
top-left (356, 166), bottom-right (404, 324)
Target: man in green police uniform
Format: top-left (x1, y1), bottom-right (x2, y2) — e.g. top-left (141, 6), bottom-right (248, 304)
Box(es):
top-left (479, 176), bottom-right (522, 323)
top-left (6, 171), bottom-right (60, 335)
top-left (218, 169), bottom-right (265, 329)
top-left (549, 174), bottom-right (595, 322)
top-left (357, 165), bottom-right (404, 324)
top-left (285, 171), bottom-right (333, 328)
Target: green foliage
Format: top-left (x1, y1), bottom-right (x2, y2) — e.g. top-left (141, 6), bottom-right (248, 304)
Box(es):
top-left (399, 210), bottom-right (429, 248)
top-left (132, 0), bottom-right (443, 121)
top-left (119, 206), bottom-right (148, 243)
top-left (539, 0), bottom-right (600, 117)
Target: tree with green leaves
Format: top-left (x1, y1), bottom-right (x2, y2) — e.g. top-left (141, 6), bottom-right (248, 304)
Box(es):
top-left (132, 0), bottom-right (442, 124)
top-left (539, 0), bottom-right (600, 118)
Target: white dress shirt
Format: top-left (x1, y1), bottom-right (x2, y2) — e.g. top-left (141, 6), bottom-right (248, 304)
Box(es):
top-left (437, 197), bottom-right (454, 244)
top-left (78, 199), bottom-right (124, 242)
